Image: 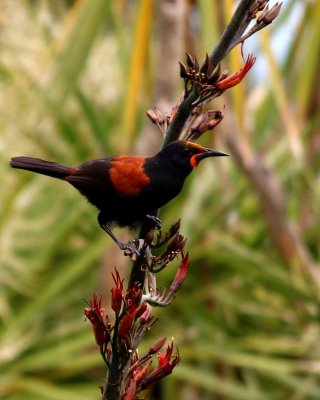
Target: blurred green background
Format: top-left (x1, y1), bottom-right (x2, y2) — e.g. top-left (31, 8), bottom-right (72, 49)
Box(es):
top-left (1, 0), bottom-right (320, 399)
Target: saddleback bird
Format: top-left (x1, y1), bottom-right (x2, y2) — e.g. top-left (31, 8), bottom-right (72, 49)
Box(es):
top-left (10, 140), bottom-right (228, 254)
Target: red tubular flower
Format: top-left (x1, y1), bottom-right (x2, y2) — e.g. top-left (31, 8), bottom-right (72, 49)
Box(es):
top-left (139, 304), bottom-right (152, 324)
top-left (123, 379), bottom-right (137, 400)
top-left (84, 294), bottom-right (107, 346)
top-left (117, 284), bottom-right (144, 339)
top-left (140, 342), bottom-right (180, 390)
top-left (117, 309), bottom-right (136, 339)
top-left (157, 341), bottom-right (175, 367)
top-left (133, 362), bottom-right (151, 385)
top-left (216, 54), bottom-right (256, 90)
top-left (170, 253), bottom-right (190, 293)
top-left (111, 269), bottom-right (124, 315)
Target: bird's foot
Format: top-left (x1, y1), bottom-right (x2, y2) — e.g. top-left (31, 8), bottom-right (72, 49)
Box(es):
top-left (146, 215), bottom-right (162, 230)
top-left (119, 240), bottom-right (141, 256)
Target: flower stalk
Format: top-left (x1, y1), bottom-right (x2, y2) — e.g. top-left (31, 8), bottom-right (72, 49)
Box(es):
top-left (85, 224), bottom-right (187, 399)
top-left (84, 1), bottom-right (282, 398)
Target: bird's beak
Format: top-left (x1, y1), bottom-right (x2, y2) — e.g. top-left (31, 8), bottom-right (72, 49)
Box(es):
top-left (198, 148), bottom-right (229, 160)
top-left (190, 148), bottom-right (229, 168)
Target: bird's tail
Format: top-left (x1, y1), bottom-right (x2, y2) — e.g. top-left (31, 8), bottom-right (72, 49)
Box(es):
top-left (10, 157), bottom-right (70, 179)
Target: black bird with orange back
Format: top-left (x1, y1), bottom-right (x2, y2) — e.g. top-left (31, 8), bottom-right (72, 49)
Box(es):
top-left (11, 140), bottom-right (227, 254)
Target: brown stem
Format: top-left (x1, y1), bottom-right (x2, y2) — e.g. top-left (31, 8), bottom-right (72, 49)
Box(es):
top-left (103, 314), bottom-right (122, 399)
top-left (128, 0), bottom-right (257, 292)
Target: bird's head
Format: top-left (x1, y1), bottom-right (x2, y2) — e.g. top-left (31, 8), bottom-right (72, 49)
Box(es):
top-left (159, 140), bottom-right (228, 174)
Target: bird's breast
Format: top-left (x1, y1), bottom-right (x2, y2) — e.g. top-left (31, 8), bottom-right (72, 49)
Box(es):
top-left (142, 158), bottom-right (186, 203)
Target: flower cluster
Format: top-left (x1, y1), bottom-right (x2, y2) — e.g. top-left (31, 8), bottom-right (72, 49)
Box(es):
top-left (180, 53), bottom-right (256, 106)
top-left (123, 341), bottom-right (180, 400)
top-left (179, 53), bottom-right (222, 94)
top-left (146, 2), bottom-right (282, 145)
top-left (146, 97), bottom-right (185, 136)
top-left (84, 223), bottom-right (190, 399)
top-left (186, 109), bottom-right (224, 141)
top-left (235, 2), bottom-right (282, 47)
top-left (147, 53), bottom-right (255, 144)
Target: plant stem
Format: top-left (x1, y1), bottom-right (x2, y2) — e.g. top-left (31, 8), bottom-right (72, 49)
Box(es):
top-left (103, 315), bottom-right (122, 398)
top-left (103, 2), bottom-right (265, 398)
top-left (164, 0), bottom-right (255, 146)
top-left (209, 0), bottom-right (254, 63)
top-left (127, 0), bottom-right (256, 293)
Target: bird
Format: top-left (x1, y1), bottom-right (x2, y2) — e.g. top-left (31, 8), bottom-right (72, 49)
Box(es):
top-left (10, 140), bottom-right (228, 254)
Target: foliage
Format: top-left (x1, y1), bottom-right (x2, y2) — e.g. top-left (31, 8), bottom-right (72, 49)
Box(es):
top-left (0, 0), bottom-right (319, 399)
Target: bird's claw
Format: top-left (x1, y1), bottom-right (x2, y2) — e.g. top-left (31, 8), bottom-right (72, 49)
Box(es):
top-left (146, 215), bottom-right (162, 230)
top-left (120, 240), bottom-right (140, 256)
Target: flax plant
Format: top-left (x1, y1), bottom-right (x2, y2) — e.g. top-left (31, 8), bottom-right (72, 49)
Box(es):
top-left (1, 1), bottom-right (319, 399)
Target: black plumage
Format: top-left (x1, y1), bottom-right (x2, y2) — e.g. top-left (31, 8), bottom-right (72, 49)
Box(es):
top-left (10, 140), bottom-right (228, 253)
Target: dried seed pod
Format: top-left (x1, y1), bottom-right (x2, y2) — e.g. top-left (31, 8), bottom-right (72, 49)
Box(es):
top-left (264, 2), bottom-right (282, 24)
top-left (186, 52), bottom-right (195, 68)
top-left (200, 53), bottom-right (210, 74)
top-left (178, 61), bottom-right (188, 78)
top-left (208, 63), bottom-right (221, 84)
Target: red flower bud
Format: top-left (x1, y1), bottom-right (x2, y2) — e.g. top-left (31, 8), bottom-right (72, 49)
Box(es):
top-left (140, 342), bottom-right (180, 390)
top-left (148, 337), bottom-right (166, 355)
top-left (170, 253), bottom-right (190, 293)
top-left (84, 294), bottom-right (107, 347)
top-left (118, 314), bottom-right (135, 339)
top-left (134, 302), bottom-right (147, 320)
top-left (111, 269), bottom-right (124, 315)
top-left (140, 304), bottom-right (152, 324)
